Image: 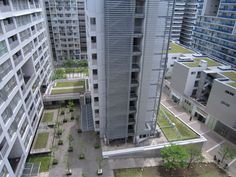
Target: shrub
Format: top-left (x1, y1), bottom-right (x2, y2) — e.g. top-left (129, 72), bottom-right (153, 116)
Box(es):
top-left (94, 143), bottom-right (100, 149)
top-left (68, 146), bottom-right (73, 152)
top-left (69, 109), bottom-right (74, 112)
top-left (63, 119), bottom-right (68, 123)
top-left (58, 140), bottom-right (63, 145)
top-left (79, 153), bottom-right (85, 160)
top-left (71, 116), bottom-right (75, 120)
top-left (56, 129), bottom-right (63, 136)
top-left (52, 158), bottom-right (58, 165)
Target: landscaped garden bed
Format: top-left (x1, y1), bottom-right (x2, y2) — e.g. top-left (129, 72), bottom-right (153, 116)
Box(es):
top-left (157, 105), bottom-right (199, 141)
top-left (33, 132), bottom-right (49, 149)
top-left (27, 154), bottom-right (52, 172)
top-left (114, 163), bottom-right (228, 177)
top-left (42, 112), bottom-right (54, 123)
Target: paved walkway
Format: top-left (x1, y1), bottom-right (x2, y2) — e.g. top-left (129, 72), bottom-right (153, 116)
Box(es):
top-left (161, 92), bottom-right (236, 177)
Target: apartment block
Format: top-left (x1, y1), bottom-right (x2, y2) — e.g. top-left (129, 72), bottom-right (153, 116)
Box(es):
top-left (171, 0), bottom-right (197, 46)
top-left (85, 0), bottom-right (172, 144)
top-left (168, 57), bottom-right (236, 144)
top-left (44, 0), bottom-right (87, 64)
top-left (192, 0), bottom-right (236, 67)
top-left (0, 0), bottom-right (52, 176)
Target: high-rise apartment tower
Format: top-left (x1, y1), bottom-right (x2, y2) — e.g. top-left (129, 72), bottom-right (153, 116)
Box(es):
top-left (44, 0), bottom-right (87, 64)
top-left (193, 0), bottom-right (236, 66)
top-left (85, 0), bottom-right (173, 144)
top-left (0, 0), bottom-right (52, 176)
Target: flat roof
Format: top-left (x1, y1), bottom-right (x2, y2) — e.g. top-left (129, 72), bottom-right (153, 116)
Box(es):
top-left (221, 71), bottom-right (236, 88)
top-left (169, 42), bottom-right (194, 54)
top-left (183, 58), bottom-right (222, 67)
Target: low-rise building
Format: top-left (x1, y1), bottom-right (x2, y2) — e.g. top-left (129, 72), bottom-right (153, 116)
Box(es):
top-left (167, 57), bottom-right (236, 144)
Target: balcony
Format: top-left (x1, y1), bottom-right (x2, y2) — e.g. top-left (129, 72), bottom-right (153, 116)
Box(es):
top-left (13, 55), bottom-right (23, 66)
top-left (131, 79), bottom-right (139, 87)
top-left (129, 106), bottom-right (136, 113)
top-left (133, 45), bottom-right (142, 56)
top-left (0, 5), bottom-right (11, 12)
top-left (135, 6), bottom-right (145, 18)
top-left (132, 64), bottom-right (140, 72)
top-left (128, 129), bottom-right (135, 135)
top-left (130, 93), bottom-right (138, 101)
top-left (9, 40), bottom-right (19, 50)
top-left (4, 23), bottom-right (15, 32)
top-left (134, 26), bottom-right (143, 37)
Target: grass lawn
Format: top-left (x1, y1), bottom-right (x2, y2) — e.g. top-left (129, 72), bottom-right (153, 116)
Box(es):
top-left (33, 132), bottom-right (49, 149)
top-left (54, 80), bottom-right (85, 88)
top-left (169, 43), bottom-right (194, 54)
top-left (27, 154), bottom-right (52, 172)
top-left (42, 112), bottom-right (53, 123)
top-left (157, 105), bottom-right (199, 141)
top-left (114, 163), bottom-right (228, 177)
top-left (184, 58), bottom-right (221, 67)
top-left (229, 82), bottom-right (236, 88)
top-left (51, 87), bottom-right (85, 95)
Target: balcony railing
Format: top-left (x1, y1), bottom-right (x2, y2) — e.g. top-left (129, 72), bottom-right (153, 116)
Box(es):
top-left (129, 106), bottom-right (136, 112)
top-left (0, 5), bottom-right (11, 12)
top-left (135, 6), bottom-right (144, 15)
top-left (130, 93), bottom-right (138, 100)
top-left (13, 55), bottom-right (23, 66)
top-left (9, 40), bottom-right (19, 50)
top-left (5, 24), bottom-right (15, 32)
top-left (131, 79), bottom-right (139, 86)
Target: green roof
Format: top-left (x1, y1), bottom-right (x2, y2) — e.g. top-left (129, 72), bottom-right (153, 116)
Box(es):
top-left (221, 71), bottom-right (236, 88)
top-left (169, 43), bottom-right (194, 54)
top-left (183, 58), bottom-right (221, 67)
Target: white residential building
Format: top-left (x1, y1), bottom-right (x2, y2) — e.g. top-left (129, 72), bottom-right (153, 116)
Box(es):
top-left (44, 0), bottom-right (87, 64)
top-left (167, 57), bottom-right (236, 144)
top-left (85, 0), bottom-right (173, 144)
top-left (171, 0), bottom-right (197, 46)
top-left (0, 0), bottom-right (52, 176)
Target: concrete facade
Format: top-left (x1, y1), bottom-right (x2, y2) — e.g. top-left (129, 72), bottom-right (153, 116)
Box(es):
top-left (0, 0), bottom-right (53, 176)
top-left (85, 0), bottom-right (173, 144)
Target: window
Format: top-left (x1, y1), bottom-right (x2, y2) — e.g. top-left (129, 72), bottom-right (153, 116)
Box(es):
top-left (92, 53), bottom-right (97, 60)
top-left (90, 17), bottom-right (96, 25)
top-left (92, 69), bottom-right (97, 75)
top-left (221, 101), bottom-right (230, 107)
top-left (95, 109), bottom-right (99, 114)
top-left (191, 71), bottom-right (196, 75)
top-left (191, 89), bottom-right (197, 97)
top-left (0, 40), bottom-right (8, 57)
top-left (91, 36), bottom-right (96, 43)
top-left (93, 84), bottom-right (98, 89)
top-left (194, 81), bottom-right (199, 87)
top-left (225, 90), bottom-right (234, 96)
top-left (94, 97), bottom-right (99, 102)
top-left (196, 72), bottom-right (201, 78)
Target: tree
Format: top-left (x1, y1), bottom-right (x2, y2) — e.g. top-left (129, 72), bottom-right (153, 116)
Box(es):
top-left (218, 144), bottom-right (235, 163)
top-left (160, 144), bottom-right (188, 170)
top-left (67, 101), bottom-right (74, 112)
top-left (186, 145), bottom-right (203, 169)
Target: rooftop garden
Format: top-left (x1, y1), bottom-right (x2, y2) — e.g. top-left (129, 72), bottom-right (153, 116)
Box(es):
top-left (183, 57), bottom-right (221, 67)
top-left (52, 60), bottom-right (88, 80)
top-left (54, 80), bottom-right (85, 88)
top-left (51, 87), bottom-right (85, 95)
top-left (169, 43), bottom-right (194, 54)
top-left (221, 71), bottom-right (236, 88)
top-left (157, 105), bottom-right (199, 141)
top-left (33, 132), bottom-right (49, 149)
top-left (42, 112), bottom-right (54, 123)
